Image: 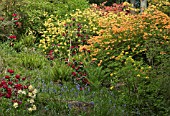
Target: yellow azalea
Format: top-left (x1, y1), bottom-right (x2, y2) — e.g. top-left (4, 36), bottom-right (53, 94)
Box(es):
top-left (13, 102), bottom-right (18, 108)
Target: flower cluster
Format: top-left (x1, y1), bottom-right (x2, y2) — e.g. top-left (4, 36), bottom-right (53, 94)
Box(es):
top-left (39, 8), bottom-right (100, 60)
top-left (0, 69), bottom-right (37, 112)
top-left (65, 59), bottom-right (90, 90)
top-left (0, 13), bottom-right (22, 44)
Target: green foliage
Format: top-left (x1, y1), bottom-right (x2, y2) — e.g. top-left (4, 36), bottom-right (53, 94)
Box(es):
top-left (20, 0), bottom-right (89, 42)
top-left (85, 64), bottom-right (107, 88)
top-left (18, 52), bottom-right (47, 70)
top-left (87, 0), bottom-right (106, 5)
top-left (52, 59), bottom-right (73, 82)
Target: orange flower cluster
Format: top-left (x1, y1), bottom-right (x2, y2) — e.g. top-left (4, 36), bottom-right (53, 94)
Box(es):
top-left (79, 7), bottom-right (170, 62)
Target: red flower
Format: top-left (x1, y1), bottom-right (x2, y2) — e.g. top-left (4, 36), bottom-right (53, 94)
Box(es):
top-left (22, 77), bottom-right (26, 81)
top-left (7, 88), bottom-right (12, 94)
top-left (82, 78), bottom-right (90, 85)
top-left (72, 72), bottom-right (77, 76)
top-left (14, 18), bottom-right (18, 20)
top-left (15, 74), bottom-right (20, 79)
top-left (72, 65), bottom-right (75, 69)
top-left (1, 80), bottom-right (6, 85)
top-left (14, 84), bottom-right (22, 90)
top-left (9, 35), bottom-right (17, 40)
top-left (15, 79), bottom-right (18, 82)
top-left (23, 85), bottom-right (28, 89)
top-left (5, 75), bottom-right (10, 79)
top-left (5, 93), bottom-right (11, 98)
top-left (0, 92), bottom-right (4, 97)
top-left (7, 69), bottom-right (14, 74)
top-left (12, 13), bottom-right (17, 17)
top-left (87, 50), bottom-right (91, 53)
top-left (70, 46), bottom-right (74, 49)
top-left (3, 84), bottom-right (8, 89)
top-left (8, 81), bottom-right (13, 85)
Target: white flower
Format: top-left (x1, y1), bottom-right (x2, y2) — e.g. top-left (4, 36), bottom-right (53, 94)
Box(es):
top-left (28, 85), bottom-right (34, 91)
top-left (32, 89), bottom-right (37, 94)
top-left (31, 94), bottom-right (36, 99)
top-left (30, 99), bottom-right (34, 103)
top-left (18, 90), bottom-right (22, 94)
top-left (22, 91), bottom-right (26, 95)
top-left (28, 92), bottom-right (32, 97)
top-left (13, 102), bottom-right (18, 108)
top-left (32, 105), bottom-right (36, 111)
top-left (28, 107), bottom-right (33, 112)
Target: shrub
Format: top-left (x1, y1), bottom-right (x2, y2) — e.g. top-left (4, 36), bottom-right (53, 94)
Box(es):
top-left (20, 0), bottom-right (89, 43)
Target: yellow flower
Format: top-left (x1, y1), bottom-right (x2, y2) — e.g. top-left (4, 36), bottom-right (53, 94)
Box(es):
top-left (137, 74), bottom-right (140, 77)
top-left (110, 73), bottom-right (113, 76)
top-left (148, 66), bottom-right (152, 69)
top-left (145, 76), bottom-right (149, 79)
top-left (110, 86), bottom-right (114, 90)
top-left (13, 102), bottom-right (18, 108)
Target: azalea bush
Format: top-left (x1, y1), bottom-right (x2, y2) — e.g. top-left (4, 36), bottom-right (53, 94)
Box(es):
top-left (0, 69), bottom-right (38, 113)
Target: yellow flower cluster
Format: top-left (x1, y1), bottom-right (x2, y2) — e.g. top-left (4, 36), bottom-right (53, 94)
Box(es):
top-left (39, 8), bottom-right (101, 55)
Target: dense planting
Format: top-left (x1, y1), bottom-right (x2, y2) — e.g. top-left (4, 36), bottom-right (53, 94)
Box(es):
top-left (0, 0), bottom-right (170, 115)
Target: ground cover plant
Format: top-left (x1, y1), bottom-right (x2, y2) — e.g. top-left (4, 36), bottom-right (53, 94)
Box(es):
top-left (0, 0), bottom-right (170, 115)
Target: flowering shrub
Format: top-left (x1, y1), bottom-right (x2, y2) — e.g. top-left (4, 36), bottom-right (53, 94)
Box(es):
top-left (39, 8), bottom-right (101, 60)
top-left (80, 6), bottom-right (170, 78)
top-left (0, 69), bottom-right (37, 112)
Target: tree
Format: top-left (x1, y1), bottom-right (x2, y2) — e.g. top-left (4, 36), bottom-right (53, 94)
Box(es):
top-left (140, 0), bottom-right (147, 12)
